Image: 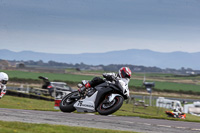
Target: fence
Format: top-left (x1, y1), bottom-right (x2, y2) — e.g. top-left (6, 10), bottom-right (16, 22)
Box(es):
top-left (6, 90), bottom-right (54, 101)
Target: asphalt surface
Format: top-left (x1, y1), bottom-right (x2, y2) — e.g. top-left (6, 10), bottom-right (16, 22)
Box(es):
top-left (0, 108), bottom-right (200, 133)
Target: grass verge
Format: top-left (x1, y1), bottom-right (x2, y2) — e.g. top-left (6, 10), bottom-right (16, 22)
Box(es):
top-left (0, 95), bottom-right (55, 111)
top-left (0, 121), bottom-right (137, 133)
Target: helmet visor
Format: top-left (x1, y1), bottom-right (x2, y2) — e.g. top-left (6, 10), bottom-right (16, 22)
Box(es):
top-left (121, 71), bottom-right (130, 79)
top-left (1, 80), bottom-right (7, 85)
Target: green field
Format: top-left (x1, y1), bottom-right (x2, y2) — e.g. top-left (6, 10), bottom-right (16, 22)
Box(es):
top-left (0, 121), bottom-right (137, 133)
top-left (2, 69), bottom-right (200, 93)
top-left (0, 95), bottom-right (55, 111)
top-left (130, 79), bottom-right (200, 92)
top-left (3, 69), bottom-right (94, 82)
top-left (133, 72), bottom-right (200, 80)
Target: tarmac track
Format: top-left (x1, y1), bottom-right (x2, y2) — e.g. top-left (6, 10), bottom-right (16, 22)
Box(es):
top-left (0, 108), bottom-right (200, 133)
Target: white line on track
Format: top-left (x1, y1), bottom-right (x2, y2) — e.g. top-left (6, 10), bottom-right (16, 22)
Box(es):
top-left (136, 122), bottom-right (151, 126)
top-left (141, 123), bottom-right (151, 126)
top-left (156, 125), bottom-right (172, 128)
top-left (175, 127), bottom-right (187, 129)
top-left (86, 113), bottom-right (96, 115)
top-left (191, 128), bottom-right (200, 131)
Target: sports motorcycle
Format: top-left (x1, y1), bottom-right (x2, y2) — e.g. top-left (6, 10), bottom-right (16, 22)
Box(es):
top-left (165, 111), bottom-right (186, 119)
top-left (59, 78), bottom-right (129, 115)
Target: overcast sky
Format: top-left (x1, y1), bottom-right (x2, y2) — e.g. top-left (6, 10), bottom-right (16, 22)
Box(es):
top-left (0, 0), bottom-right (200, 54)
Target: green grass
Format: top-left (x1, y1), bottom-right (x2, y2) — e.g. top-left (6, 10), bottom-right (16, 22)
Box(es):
top-left (153, 81), bottom-right (200, 92)
top-left (133, 72), bottom-right (200, 80)
top-left (0, 121), bottom-right (137, 133)
top-left (129, 79), bottom-right (200, 92)
top-left (0, 95), bottom-right (55, 111)
top-left (2, 69), bottom-right (94, 82)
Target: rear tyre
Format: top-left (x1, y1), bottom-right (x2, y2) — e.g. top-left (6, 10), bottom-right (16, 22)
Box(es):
top-left (97, 95), bottom-right (124, 115)
top-left (60, 91), bottom-right (80, 112)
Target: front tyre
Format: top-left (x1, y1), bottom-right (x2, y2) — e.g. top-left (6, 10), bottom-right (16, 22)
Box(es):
top-left (97, 95), bottom-right (124, 115)
top-left (60, 91), bottom-right (80, 113)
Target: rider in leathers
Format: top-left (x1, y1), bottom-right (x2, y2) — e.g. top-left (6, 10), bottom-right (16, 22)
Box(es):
top-left (78, 67), bottom-right (132, 97)
top-left (0, 72), bottom-right (9, 99)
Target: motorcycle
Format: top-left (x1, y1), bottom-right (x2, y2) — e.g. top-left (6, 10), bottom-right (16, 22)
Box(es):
top-left (59, 78), bottom-right (129, 115)
top-left (165, 111), bottom-right (186, 119)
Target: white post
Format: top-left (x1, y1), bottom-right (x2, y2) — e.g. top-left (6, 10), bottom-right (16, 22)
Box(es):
top-left (149, 92), bottom-right (152, 106)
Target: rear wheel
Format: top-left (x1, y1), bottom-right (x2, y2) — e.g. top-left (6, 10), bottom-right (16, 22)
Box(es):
top-left (60, 91), bottom-right (80, 112)
top-left (97, 95), bottom-right (124, 115)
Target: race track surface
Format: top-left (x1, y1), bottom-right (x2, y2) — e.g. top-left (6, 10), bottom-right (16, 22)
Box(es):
top-left (0, 108), bottom-right (200, 133)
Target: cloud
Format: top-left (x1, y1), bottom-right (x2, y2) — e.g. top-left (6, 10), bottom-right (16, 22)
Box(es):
top-left (1, 0), bottom-right (200, 54)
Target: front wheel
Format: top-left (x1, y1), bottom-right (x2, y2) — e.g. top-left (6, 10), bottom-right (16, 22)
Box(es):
top-left (59, 91), bottom-right (80, 113)
top-left (97, 95), bottom-right (124, 115)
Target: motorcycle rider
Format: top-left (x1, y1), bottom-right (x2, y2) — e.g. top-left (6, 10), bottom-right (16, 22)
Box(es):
top-left (172, 107), bottom-right (183, 118)
top-left (0, 72), bottom-right (9, 99)
top-left (78, 67), bottom-right (132, 97)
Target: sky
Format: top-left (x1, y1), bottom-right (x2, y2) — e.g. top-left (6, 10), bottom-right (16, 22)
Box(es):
top-left (0, 0), bottom-right (200, 54)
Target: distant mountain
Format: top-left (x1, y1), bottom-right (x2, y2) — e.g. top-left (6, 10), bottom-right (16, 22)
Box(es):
top-left (0, 49), bottom-right (200, 69)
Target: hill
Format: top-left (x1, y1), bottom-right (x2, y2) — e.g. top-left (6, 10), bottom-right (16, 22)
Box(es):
top-left (1, 49), bottom-right (200, 69)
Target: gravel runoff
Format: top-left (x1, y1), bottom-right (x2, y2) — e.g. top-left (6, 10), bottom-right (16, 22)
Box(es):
top-left (0, 108), bottom-right (200, 133)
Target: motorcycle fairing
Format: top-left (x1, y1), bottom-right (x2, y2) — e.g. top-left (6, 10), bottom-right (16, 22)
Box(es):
top-left (94, 85), bottom-right (113, 109)
top-left (74, 91), bottom-right (98, 112)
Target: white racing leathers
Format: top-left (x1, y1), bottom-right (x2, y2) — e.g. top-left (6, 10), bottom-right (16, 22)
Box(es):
top-left (103, 73), bottom-right (130, 98)
top-left (118, 78), bottom-right (130, 97)
top-left (0, 84), bottom-right (6, 99)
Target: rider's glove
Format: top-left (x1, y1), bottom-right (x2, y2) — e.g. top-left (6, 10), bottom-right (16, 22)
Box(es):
top-left (78, 82), bottom-right (91, 94)
top-left (103, 74), bottom-right (115, 81)
top-left (78, 86), bottom-right (86, 94)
